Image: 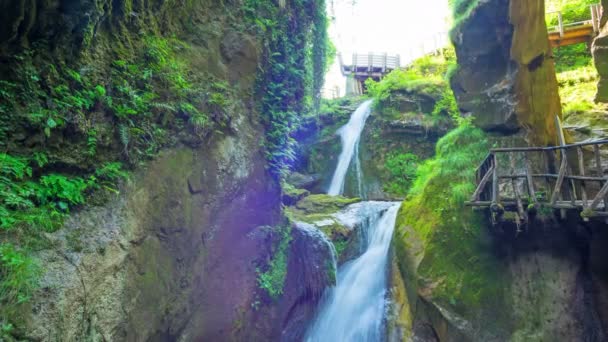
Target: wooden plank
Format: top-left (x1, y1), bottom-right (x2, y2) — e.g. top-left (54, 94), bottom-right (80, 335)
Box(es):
top-left (471, 165), bottom-right (495, 201)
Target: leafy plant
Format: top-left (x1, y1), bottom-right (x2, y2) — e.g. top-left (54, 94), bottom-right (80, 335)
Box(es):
top-left (257, 225), bottom-right (292, 300)
top-left (383, 152), bottom-right (419, 196)
top-left (247, 0), bottom-right (330, 178)
top-left (0, 243), bottom-right (39, 316)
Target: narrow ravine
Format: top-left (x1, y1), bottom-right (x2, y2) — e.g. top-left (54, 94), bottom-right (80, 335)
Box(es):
top-left (306, 100), bottom-right (401, 341)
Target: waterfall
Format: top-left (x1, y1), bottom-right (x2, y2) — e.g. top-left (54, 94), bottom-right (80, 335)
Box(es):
top-left (305, 202), bottom-right (401, 341)
top-left (327, 100), bottom-right (373, 196)
top-left (305, 99), bottom-right (400, 341)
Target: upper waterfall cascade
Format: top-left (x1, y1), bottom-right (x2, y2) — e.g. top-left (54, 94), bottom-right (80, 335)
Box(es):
top-left (327, 99), bottom-right (374, 196)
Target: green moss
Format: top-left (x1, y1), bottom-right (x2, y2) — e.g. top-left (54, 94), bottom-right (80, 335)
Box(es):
top-left (394, 124), bottom-right (509, 318)
top-left (294, 194), bottom-right (360, 215)
top-left (0, 243), bottom-right (39, 331)
top-left (332, 239), bottom-right (349, 258)
top-left (366, 48), bottom-right (459, 121)
top-left (383, 152), bottom-right (419, 197)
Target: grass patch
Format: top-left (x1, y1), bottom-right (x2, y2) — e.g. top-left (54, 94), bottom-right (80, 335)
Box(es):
top-left (383, 152), bottom-right (419, 197)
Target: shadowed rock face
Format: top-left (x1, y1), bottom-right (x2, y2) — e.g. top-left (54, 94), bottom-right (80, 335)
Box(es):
top-left (450, 0), bottom-right (561, 145)
top-left (592, 0), bottom-right (608, 103)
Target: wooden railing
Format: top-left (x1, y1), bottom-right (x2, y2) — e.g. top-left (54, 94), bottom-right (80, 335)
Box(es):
top-left (467, 140), bottom-right (608, 224)
top-left (547, 3), bottom-right (602, 35)
top-left (546, 3), bottom-right (603, 47)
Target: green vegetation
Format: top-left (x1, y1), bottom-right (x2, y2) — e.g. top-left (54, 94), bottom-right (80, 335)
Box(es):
top-left (546, 0), bottom-right (607, 119)
top-left (546, 0), bottom-right (598, 26)
top-left (290, 194), bottom-right (360, 216)
top-left (366, 48), bottom-right (459, 122)
top-left (245, 0), bottom-right (331, 178)
top-left (383, 152), bottom-right (419, 197)
top-left (0, 244), bottom-right (39, 319)
top-left (256, 225), bottom-right (292, 300)
top-left (395, 124), bottom-right (508, 315)
top-left (448, 0), bottom-right (481, 27)
top-left (0, 1), bottom-right (332, 328)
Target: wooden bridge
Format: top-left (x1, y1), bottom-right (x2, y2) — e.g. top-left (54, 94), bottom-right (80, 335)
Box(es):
top-left (466, 139), bottom-right (608, 226)
top-left (547, 3), bottom-right (602, 47)
top-left (339, 53), bottom-right (401, 95)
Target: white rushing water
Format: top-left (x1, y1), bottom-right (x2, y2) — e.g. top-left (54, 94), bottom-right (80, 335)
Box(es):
top-left (305, 202), bottom-right (401, 341)
top-left (306, 99), bottom-right (399, 341)
top-left (327, 99), bottom-right (373, 196)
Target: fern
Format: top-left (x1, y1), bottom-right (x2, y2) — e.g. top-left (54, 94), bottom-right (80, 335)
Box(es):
top-left (119, 124), bottom-right (130, 152)
top-left (86, 129), bottom-right (97, 156)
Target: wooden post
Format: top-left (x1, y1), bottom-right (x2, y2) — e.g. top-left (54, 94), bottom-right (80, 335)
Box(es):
top-left (554, 115), bottom-right (568, 218)
top-left (550, 152), bottom-right (568, 206)
top-left (471, 165), bottom-right (495, 202)
top-left (578, 146), bottom-right (590, 221)
top-left (577, 147), bottom-right (589, 208)
top-left (558, 12), bottom-right (565, 37)
top-left (510, 152), bottom-right (527, 228)
top-left (593, 144), bottom-right (607, 212)
top-left (592, 5), bottom-right (599, 33)
top-left (492, 154), bottom-right (499, 205)
top-left (524, 153), bottom-right (538, 204)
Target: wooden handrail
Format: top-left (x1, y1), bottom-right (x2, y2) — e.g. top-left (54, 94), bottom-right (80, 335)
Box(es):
top-left (490, 139), bottom-right (608, 153)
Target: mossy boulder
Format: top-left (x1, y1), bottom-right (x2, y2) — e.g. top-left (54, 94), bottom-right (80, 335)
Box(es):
top-left (285, 194), bottom-right (363, 263)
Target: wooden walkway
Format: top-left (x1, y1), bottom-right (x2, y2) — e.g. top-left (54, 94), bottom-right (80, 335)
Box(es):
top-left (547, 4), bottom-right (602, 47)
top-left (466, 139), bottom-right (608, 225)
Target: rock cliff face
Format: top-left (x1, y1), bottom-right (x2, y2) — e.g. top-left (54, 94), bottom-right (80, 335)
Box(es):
top-left (1, 0), bottom-right (332, 340)
top-left (393, 216), bottom-right (608, 341)
top-left (592, 0), bottom-right (608, 102)
top-left (450, 0), bottom-right (562, 145)
top-left (23, 127), bottom-right (283, 340)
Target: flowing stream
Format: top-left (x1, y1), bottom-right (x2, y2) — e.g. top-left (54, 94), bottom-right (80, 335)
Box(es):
top-left (327, 99), bottom-right (373, 196)
top-left (306, 100), bottom-right (400, 341)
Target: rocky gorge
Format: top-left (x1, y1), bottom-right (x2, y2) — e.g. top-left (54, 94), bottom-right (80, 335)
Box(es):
top-left (2, 0), bottom-right (608, 341)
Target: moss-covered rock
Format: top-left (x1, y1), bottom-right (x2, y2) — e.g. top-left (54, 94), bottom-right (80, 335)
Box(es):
top-left (391, 125), bottom-right (608, 340)
top-left (0, 1), bottom-right (331, 340)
